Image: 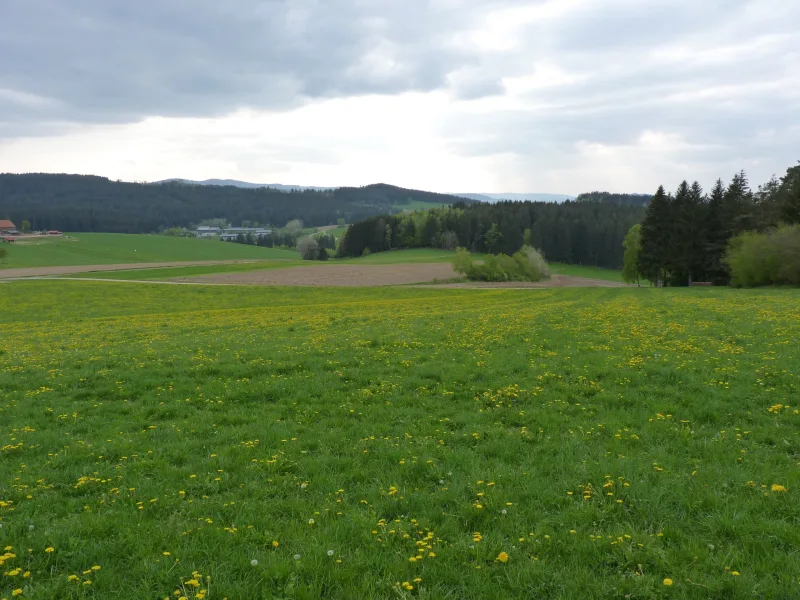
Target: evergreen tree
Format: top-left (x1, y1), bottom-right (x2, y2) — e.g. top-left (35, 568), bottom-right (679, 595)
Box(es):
top-left (638, 185), bottom-right (672, 285)
top-left (705, 179), bottom-right (728, 284)
top-left (667, 181), bottom-right (691, 285)
top-left (779, 164), bottom-right (800, 225)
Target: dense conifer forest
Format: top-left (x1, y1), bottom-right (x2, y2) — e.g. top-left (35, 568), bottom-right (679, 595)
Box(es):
top-left (0, 174), bottom-right (469, 232)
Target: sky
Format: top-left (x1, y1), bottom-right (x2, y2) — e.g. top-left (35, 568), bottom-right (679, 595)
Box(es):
top-left (0, 0), bottom-right (798, 195)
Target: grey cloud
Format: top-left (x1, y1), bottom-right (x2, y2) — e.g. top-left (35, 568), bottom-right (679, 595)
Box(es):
top-left (0, 0), bottom-right (500, 131)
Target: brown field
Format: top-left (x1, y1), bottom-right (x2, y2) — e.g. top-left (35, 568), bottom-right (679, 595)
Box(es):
top-left (181, 264), bottom-right (628, 288)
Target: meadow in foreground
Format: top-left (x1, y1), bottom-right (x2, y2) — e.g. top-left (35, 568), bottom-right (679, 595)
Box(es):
top-left (0, 282), bottom-right (798, 599)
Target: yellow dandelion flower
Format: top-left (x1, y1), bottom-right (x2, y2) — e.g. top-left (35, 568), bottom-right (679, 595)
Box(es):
top-left (771, 484), bottom-right (787, 493)
top-left (663, 578), bottom-right (673, 586)
top-left (496, 551), bottom-right (509, 563)
top-left (45, 547), bottom-right (54, 553)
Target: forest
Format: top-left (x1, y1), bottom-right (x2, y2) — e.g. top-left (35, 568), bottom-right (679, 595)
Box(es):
top-left (338, 198), bottom-right (646, 269)
top-left (0, 174), bottom-right (469, 233)
top-left (633, 163), bottom-right (800, 286)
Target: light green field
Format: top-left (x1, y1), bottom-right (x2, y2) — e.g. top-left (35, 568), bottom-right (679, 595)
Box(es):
top-left (1, 281), bottom-right (798, 599)
top-left (0, 233), bottom-right (297, 269)
top-left (549, 263), bottom-right (626, 282)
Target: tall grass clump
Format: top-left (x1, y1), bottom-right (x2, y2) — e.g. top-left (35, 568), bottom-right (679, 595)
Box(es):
top-left (453, 246), bottom-right (550, 282)
top-left (726, 225), bottom-right (800, 287)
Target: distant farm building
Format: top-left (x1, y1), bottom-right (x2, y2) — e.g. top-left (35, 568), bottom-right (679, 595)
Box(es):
top-left (196, 226), bottom-right (221, 237)
top-left (0, 220), bottom-right (18, 235)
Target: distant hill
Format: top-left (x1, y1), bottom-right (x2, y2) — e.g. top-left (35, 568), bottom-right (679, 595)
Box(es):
top-left (156, 178), bottom-right (334, 192)
top-left (0, 174), bottom-right (472, 233)
top-left (453, 192), bottom-right (575, 203)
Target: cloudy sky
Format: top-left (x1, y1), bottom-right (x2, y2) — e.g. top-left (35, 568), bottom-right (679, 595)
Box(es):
top-left (1, 0), bottom-right (798, 195)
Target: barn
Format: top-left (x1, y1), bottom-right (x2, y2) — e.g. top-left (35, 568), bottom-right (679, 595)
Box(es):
top-left (0, 220), bottom-right (17, 235)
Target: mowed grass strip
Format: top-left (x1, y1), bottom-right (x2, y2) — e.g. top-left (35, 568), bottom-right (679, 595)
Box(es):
top-left (0, 232), bottom-right (298, 269)
top-left (0, 282), bottom-right (798, 599)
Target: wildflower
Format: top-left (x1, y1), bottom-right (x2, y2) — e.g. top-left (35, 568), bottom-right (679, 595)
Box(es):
top-left (250, 559), bottom-right (258, 567)
top-left (771, 484), bottom-right (787, 493)
top-left (12, 590), bottom-right (23, 596)
top-left (272, 540), bottom-right (279, 548)
top-left (293, 554), bottom-right (301, 561)
top-left (327, 550), bottom-right (334, 556)
top-left (496, 552), bottom-right (509, 563)
top-left (663, 578), bottom-right (673, 586)
top-left (308, 518), bottom-right (315, 525)
top-left (163, 552), bottom-right (171, 556)
top-left (45, 547), bottom-right (54, 553)
top-left (731, 571), bottom-right (740, 576)
top-left (91, 566), bottom-right (101, 571)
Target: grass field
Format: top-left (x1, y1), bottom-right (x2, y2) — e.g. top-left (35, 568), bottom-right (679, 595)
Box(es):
top-left (549, 263), bottom-right (626, 283)
top-left (0, 233), bottom-right (297, 269)
top-left (1, 281), bottom-right (798, 599)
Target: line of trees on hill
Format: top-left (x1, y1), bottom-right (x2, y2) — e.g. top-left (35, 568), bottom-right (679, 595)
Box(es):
top-left (0, 174), bottom-right (469, 233)
top-left (338, 200), bottom-right (645, 269)
top-left (626, 163), bottom-right (799, 286)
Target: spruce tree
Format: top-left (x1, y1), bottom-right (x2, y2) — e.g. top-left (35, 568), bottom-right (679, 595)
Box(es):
top-left (705, 179), bottom-right (728, 284)
top-left (637, 185), bottom-right (672, 285)
top-left (779, 164), bottom-right (800, 225)
top-left (667, 181), bottom-right (691, 285)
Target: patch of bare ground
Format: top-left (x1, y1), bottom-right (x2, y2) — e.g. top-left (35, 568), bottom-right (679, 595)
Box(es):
top-left (181, 263), bottom-right (460, 286)
top-left (183, 265), bottom-right (629, 288)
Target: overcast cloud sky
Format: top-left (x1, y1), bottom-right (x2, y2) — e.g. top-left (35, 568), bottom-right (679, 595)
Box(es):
top-left (0, 0), bottom-right (798, 194)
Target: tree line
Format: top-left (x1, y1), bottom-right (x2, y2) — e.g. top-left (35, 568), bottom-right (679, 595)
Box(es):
top-left (632, 163), bottom-right (799, 285)
top-left (338, 199), bottom-right (646, 269)
top-left (0, 174), bottom-right (470, 233)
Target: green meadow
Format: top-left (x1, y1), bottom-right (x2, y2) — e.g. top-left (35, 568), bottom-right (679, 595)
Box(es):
top-left (1, 281), bottom-right (798, 599)
top-left (0, 233), bottom-right (297, 269)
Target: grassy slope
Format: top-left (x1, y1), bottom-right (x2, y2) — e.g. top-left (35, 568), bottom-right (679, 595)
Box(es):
top-left (1, 281), bottom-right (799, 599)
top-left (0, 233), bottom-right (297, 268)
top-left (549, 262), bottom-right (625, 282)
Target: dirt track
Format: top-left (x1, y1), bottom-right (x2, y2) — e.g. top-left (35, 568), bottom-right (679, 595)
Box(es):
top-left (183, 265), bottom-right (628, 288)
top-left (0, 260), bottom-right (266, 279)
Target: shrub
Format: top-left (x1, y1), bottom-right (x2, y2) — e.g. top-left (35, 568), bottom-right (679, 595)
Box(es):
top-left (452, 246), bottom-right (550, 282)
top-left (726, 225), bottom-right (800, 287)
top-left (297, 237), bottom-right (319, 260)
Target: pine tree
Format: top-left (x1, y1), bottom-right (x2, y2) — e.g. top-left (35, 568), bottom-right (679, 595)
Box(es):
top-left (667, 181), bottom-right (691, 285)
top-left (704, 179), bottom-right (728, 284)
top-left (637, 186), bottom-right (672, 285)
top-left (779, 164), bottom-right (800, 225)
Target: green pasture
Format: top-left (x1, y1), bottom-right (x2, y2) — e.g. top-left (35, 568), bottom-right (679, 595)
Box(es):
top-left (0, 233), bottom-right (297, 269)
top-left (0, 281), bottom-right (798, 598)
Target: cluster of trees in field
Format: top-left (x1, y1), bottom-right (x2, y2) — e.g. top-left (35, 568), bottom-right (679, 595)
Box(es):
top-left (338, 199), bottom-right (644, 268)
top-left (297, 236), bottom-right (333, 261)
top-left (0, 174), bottom-right (468, 233)
top-left (625, 163), bottom-right (800, 286)
top-left (452, 246), bottom-right (550, 282)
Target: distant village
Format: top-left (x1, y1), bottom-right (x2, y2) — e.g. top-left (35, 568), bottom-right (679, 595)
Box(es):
top-left (195, 225), bottom-right (273, 240)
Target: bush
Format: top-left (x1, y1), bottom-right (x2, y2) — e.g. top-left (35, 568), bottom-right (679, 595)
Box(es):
top-left (452, 246), bottom-right (550, 282)
top-left (297, 237), bottom-right (319, 260)
top-left (726, 225), bottom-right (800, 287)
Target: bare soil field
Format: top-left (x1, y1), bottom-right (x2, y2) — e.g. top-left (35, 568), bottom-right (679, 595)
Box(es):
top-left (183, 264), bottom-right (628, 288)
top-left (181, 263), bottom-right (460, 286)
